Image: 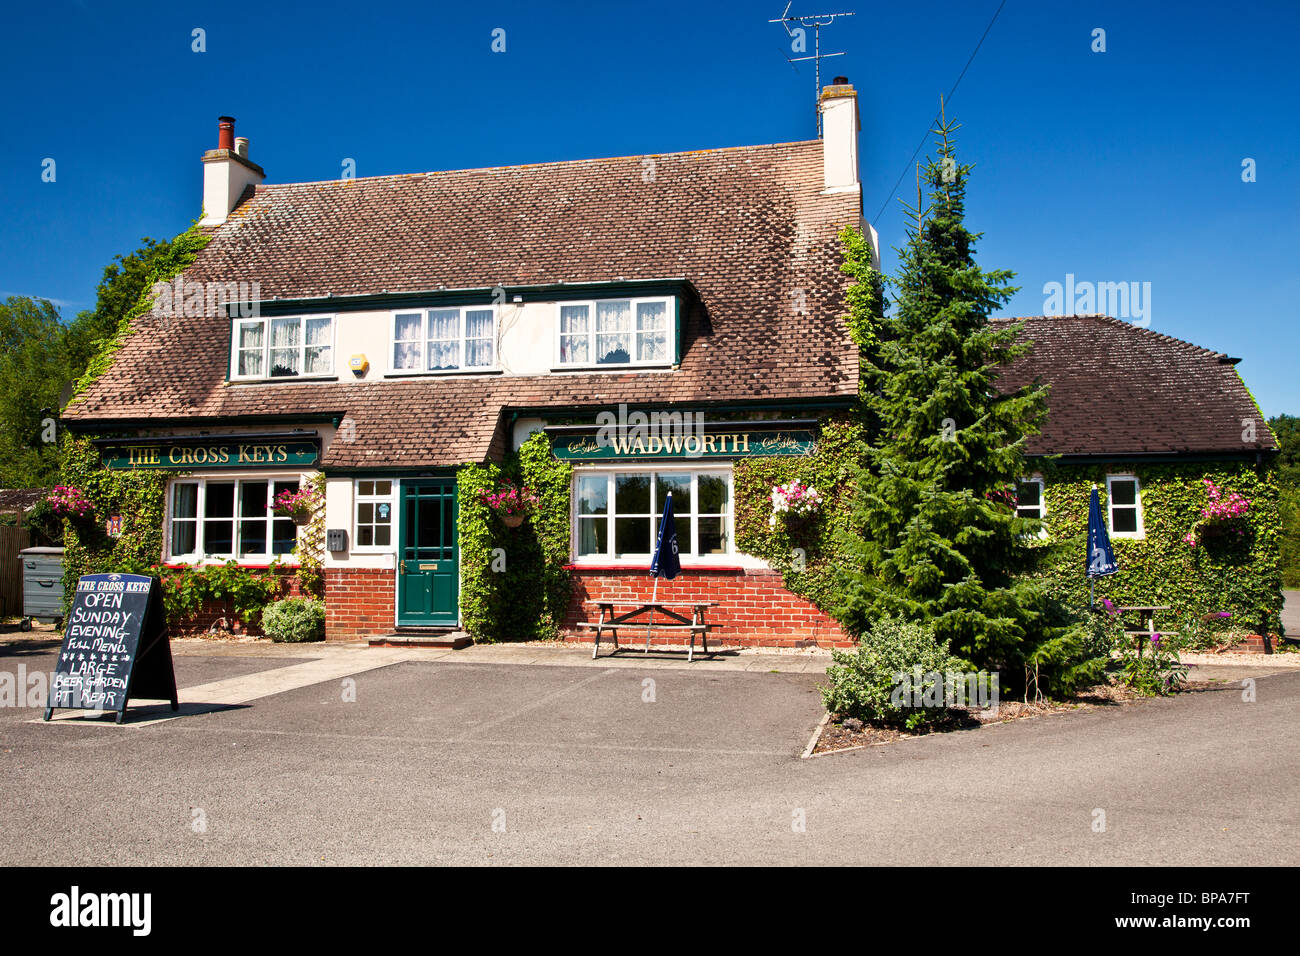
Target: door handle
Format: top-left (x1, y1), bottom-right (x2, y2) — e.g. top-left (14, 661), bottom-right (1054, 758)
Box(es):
top-left (398, 562), bottom-right (406, 575)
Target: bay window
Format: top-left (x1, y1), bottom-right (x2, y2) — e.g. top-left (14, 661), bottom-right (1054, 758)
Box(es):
top-left (575, 469), bottom-right (730, 560)
top-left (392, 306), bottom-right (496, 373)
top-left (231, 315), bottom-right (334, 379)
top-left (169, 478), bottom-right (301, 560)
top-left (558, 296), bottom-right (672, 367)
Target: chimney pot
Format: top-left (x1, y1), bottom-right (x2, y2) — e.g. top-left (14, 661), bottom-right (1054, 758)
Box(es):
top-left (217, 116), bottom-right (236, 151)
top-left (234, 137), bottom-right (249, 158)
top-left (833, 75), bottom-right (849, 84)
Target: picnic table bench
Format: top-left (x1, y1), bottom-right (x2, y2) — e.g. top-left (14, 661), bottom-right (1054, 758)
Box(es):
top-left (578, 600), bottom-right (719, 661)
top-left (1117, 605), bottom-right (1176, 657)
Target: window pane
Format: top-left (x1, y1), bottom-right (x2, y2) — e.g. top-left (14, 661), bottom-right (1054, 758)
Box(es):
top-left (394, 313), bottom-right (422, 369)
top-left (358, 480), bottom-right (374, 497)
top-left (171, 521), bottom-right (196, 556)
top-left (560, 334), bottom-right (589, 365)
top-left (614, 517), bottom-right (651, 556)
top-left (240, 482), bottom-right (267, 517)
top-left (272, 518), bottom-right (297, 554)
top-left (238, 351), bottom-right (263, 377)
top-left (698, 516), bottom-right (727, 555)
top-left (560, 304), bottom-right (589, 334)
top-left (375, 481), bottom-right (392, 496)
top-left (239, 520), bottom-right (266, 556)
top-left (578, 516), bottom-right (607, 556)
top-left (304, 346), bottom-right (331, 374)
top-left (1112, 507), bottom-right (1138, 534)
top-left (269, 318), bottom-right (301, 376)
top-left (697, 474), bottom-right (728, 513)
top-left (595, 301), bottom-right (632, 364)
top-left (428, 341), bottom-right (459, 370)
top-left (203, 483), bottom-right (235, 554)
top-left (1017, 481), bottom-right (1041, 509)
top-left (305, 317), bottom-right (331, 345)
top-left (1109, 480), bottom-right (1137, 506)
top-left (374, 525), bottom-right (391, 547)
top-left (428, 309), bottom-right (460, 341)
top-left (465, 309), bottom-right (493, 339)
top-left (655, 473), bottom-right (691, 515)
top-left (636, 301), bottom-right (669, 362)
top-left (173, 483), bottom-right (198, 519)
top-left (578, 475), bottom-right (608, 515)
top-left (358, 502), bottom-right (373, 524)
top-left (465, 339), bottom-right (493, 368)
top-left (357, 525), bottom-right (374, 547)
top-left (615, 473), bottom-right (651, 514)
top-left (238, 322), bottom-right (264, 349)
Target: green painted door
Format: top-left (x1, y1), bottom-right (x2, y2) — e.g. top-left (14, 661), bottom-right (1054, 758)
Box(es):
top-left (397, 480), bottom-right (459, 627)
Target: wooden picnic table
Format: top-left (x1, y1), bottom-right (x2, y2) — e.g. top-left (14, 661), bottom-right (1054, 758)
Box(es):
top-left (1117, 605), bottom-right (1175, 657)
top-left (578, 600), bottom-right (719, 661)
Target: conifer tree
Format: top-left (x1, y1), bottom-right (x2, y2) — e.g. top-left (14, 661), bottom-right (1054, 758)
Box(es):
top-left (836, 108), bottom-right (1051, 672)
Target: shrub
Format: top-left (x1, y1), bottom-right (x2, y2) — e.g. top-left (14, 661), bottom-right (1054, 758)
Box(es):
top-left (260, 597), bottom-right (325, 643)
top-left (821, 617), bottom-right (973, 729)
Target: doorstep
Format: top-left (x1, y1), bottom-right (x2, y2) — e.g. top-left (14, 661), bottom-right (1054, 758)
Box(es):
top-left (368, 628), bottom-right (472, 649)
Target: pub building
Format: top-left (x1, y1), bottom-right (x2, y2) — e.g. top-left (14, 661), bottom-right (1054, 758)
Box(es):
top-left (63, 89), bottom-right (1280, 647)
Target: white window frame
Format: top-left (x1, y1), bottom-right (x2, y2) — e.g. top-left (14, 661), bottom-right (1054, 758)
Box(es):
top-left (353, 478), bottom-right (397, 552)
top-left (570, 466), bottom-right (733, 564)
top-left (388, 306), bottom-right (499, 375)
top-left (1015, 475), bottom-right (1048, 539)
top-left (164, 475), bottom-right (304, 563)
top-left (230, 314), bottom-right (336, 381)
top-left (1106, 474), bottom-right (1145, 539)
top-left (554, 296), bottom-right (674, 369)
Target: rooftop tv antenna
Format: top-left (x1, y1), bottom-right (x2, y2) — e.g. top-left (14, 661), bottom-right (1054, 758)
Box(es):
top-left (768, 2), bottom-right (855, 137)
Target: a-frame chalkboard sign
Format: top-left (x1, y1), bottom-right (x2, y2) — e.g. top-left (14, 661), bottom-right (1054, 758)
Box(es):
top-left (45, 573), bottom-right (178, 724)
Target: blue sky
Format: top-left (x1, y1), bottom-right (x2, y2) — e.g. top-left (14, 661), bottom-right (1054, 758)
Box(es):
top-left (1, 0), bottom-right (1296, 416)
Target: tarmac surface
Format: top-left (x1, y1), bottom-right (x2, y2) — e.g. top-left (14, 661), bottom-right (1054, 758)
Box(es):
top-left (2, 634), bottom-right (1297, 866)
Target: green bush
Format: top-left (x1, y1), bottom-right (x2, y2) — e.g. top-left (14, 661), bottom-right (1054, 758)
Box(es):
top-left (821, 617), bottom-right (973, 729)
top-left (260, 597), bottom-right (325, 643)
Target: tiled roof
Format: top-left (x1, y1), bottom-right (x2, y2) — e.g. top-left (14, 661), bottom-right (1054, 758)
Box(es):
top-left (995, 315), bottom-right (1276, 458)
top-left (64, 140), bottom-right (864, 467)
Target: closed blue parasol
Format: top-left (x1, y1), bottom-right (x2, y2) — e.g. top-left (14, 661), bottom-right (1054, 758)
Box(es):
top-left (1086, 483), bottom-right (1118, 606)
top-left (645, 492), bottom-right (681, 651)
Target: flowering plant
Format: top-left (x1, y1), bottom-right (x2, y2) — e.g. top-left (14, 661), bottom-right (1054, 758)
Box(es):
top-left (47, 485), bottom-right (93, 520)
top-left (272, 487), bottom-right (320, 519)
top-left (769, 480), bottom-right (822, 528)
top-left (478, 482), bottom-right (540, 518)
top-left (1119, 630), bottom-right (1188, 696)
top-left (1182, 479), bottom-right (1250, 547)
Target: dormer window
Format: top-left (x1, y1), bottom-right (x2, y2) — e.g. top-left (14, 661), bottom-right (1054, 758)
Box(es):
top-left (392, 306), bottom-right (496, 374)
top-left (231, 315), bottom-right (334, 380)
top-left (557, 296), bottom-right (672, 367)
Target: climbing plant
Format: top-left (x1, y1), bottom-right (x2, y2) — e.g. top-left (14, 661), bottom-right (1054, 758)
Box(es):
top-left (457, 431), bottom-right (573, 642)
top-left (1026, 460), bottom-right (1284, 637)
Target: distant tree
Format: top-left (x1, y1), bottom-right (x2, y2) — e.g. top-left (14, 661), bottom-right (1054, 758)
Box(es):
top-left (1271, 414), bottom-right (1300, 587)
top-left (65, 236), bottom-right (174, 372)
top-left (0, 296), bottom-right (73, 488)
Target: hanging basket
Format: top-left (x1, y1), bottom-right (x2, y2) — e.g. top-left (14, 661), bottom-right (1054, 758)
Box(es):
top-left (274, 506), bottom-right (313, 526)
top-left (500, 512), bottom-right (526, 528)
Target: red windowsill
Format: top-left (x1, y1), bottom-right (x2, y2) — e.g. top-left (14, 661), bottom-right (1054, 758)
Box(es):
top-left (564, 563), bottom-right (747, 573)
top-left (161, 562), bottom-right (298, 570)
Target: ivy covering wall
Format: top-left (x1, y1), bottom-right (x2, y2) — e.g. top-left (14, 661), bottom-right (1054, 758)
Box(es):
top-left (457, 431), bottom-right (573, 642)
top-left (1027, 459), bottom-right (1283, 636)
top-left (733, 415), bottom-right (867, 617)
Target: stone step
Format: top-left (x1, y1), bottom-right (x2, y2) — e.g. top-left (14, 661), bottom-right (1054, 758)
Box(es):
top-left (368, 630), bottom-right (472, 649)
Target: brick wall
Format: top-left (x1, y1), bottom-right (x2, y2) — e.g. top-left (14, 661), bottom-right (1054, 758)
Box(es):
top-left (324, 567), bottom-right (394, 641)
top-left (562, 566), bottom-right (853, 648)
top-left (169, 568), bottom-right (303, 638)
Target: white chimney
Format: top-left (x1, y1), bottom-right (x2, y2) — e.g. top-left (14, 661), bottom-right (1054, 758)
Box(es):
top-left (200, 116), bottom-right (264, 227)
top-left (820, 77), bottom-right (860, 194)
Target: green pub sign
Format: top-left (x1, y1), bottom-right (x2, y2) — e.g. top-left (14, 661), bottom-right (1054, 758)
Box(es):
top-left (101, 438), bottom-right (319, 470)
top-left (551, 429), bottom-right (816, 461)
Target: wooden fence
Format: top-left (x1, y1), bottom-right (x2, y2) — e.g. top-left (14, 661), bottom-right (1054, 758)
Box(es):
top-left (0, 524), bottom-right (32, 618)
